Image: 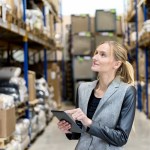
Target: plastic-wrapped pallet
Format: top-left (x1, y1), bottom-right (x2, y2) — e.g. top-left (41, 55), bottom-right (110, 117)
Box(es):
top-left (0, 67), bottom-right (21, 79)
top-left (31, 115), bottom-right (39, 140)
top-left (6, 140), bottom-right (19, 150)
top-left (17, 135), bottom-right (30, 150)
top-left (26, 9), bottom-right (43, 32)
top-left (36, 77), bottom-right (50, 97)
top-left (0, 94), bottom-right (14, 109)
top-left (10, 77), bottom-right (28, 103)
top-left (38, 110), bottom-right (46, 133)
top-left (13, 119), bottom-right (30, 143)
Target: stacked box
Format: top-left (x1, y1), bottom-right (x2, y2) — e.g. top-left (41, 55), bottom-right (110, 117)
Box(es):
top-left (0, 107), bottom-right (16, 138)
top-left (73, 56), bottom-right (95, 80)
top-left (95, 33), bottom-right (117, 48)
top-left (72, 34), bottom-right (94, 55)
top-left (71, 15), bottom-right (90, 34)
top-left (95, 9), bottom-right (116, 32)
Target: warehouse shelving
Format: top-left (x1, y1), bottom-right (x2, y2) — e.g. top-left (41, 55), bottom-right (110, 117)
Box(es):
top-left (0, 0), bottom-right (62, 149)
top-left (125, 0), bottom-right (150, 117)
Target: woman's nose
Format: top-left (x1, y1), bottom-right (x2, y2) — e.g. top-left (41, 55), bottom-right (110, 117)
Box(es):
top-left (92, 54), bottom-right (97, 60)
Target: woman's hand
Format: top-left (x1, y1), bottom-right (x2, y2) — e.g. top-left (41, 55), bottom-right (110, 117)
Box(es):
top-left (57, 120), bottom-right (71, 134)
top-left (65, 108), bottom-right (92, 127)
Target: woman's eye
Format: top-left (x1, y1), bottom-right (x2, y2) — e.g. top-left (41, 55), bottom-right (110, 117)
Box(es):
top-left (94, 51), bottom-right (98, 55)
top-left (101, 53), bottom-right (105, 57)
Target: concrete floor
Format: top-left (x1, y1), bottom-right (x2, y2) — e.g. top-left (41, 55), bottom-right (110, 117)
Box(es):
top-left (30, 103), bottom-right (150, 150)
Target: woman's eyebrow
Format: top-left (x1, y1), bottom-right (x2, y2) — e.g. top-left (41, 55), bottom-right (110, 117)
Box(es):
top-left (97, 50), bottom-right (106, 53)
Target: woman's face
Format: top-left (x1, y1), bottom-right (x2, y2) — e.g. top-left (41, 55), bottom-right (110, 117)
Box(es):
top-left (91, 43), bottom-right (118, 73)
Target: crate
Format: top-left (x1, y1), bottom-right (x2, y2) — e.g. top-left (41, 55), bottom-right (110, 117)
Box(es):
top-left (72, 34), bottom-right (94, 55)
top-left (95, 9), bottom-right (116, 32)
top-left (73, 56), bottom-right (95, 80)
top-left (71, 15), bottom-right (90, 34)
top-left (95, 33), bottom-right (117, 48)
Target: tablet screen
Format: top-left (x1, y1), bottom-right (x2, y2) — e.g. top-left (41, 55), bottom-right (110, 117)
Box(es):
top-left (51, 110), bottom-right (84, 133)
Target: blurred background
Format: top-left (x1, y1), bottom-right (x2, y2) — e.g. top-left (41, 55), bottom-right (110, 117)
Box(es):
top-left (0, 0), bottom-right (149, 150)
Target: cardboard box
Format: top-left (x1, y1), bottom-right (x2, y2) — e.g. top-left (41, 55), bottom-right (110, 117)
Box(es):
top-left (48, 63), bottom-right (61, 108)
top-left (0, 107), bottom-right (16, 138)
top-left (28, 71), bottom-right (36, 101)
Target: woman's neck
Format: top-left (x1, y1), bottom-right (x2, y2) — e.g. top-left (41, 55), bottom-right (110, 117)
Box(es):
top-left (97, 74), bottom-right (116, 91)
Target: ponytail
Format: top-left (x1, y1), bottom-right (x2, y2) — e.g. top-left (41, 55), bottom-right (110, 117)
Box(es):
top-left (117, 61), bottom-right (134, 85)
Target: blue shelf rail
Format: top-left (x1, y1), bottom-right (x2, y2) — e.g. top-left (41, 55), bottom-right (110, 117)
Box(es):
top-left (42, 5), bottom-right (48, 81)
top-left (22, 0), bottom-right (31, 146)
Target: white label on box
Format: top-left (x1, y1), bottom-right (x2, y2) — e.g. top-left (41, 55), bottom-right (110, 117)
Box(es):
top-left (51, 72), bottom-right (56, 79)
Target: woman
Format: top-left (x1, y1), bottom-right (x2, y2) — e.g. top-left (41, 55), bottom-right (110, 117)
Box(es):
top-left (58, 41), bottom-right (136, 150)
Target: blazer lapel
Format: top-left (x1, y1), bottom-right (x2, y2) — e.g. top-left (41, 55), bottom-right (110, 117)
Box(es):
top-left (92, 76), bottom-right (121, 120)
top-left (82, 80), bottom-right (97, 114)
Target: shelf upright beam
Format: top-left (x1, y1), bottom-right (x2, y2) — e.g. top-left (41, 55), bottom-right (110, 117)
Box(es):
top-left (22, 0), bottom-right (30, 144)
top-left (23, 36), bottom-right (28, 88)
top-left (143, 3), bottom-right (149, 117)
top-left (135, 0), bottom-right (142, 111)
top-left (22, 0), bottom-right (28, 88)
top-left (42, 6), bottom-right (48, 81)
top-left (44, 48), bottom-right (48, 81)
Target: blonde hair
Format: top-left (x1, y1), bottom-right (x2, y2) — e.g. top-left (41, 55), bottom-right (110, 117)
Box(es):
top-left (98, 41), bottom-right (133, 84)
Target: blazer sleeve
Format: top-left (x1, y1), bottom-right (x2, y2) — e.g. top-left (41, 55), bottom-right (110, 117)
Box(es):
top-left (66, 84), bottom-right (82, 140)
top-left (87, 86), bottom-right (136, 146)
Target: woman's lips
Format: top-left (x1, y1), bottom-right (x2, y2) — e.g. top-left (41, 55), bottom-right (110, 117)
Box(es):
top-left (92, 62), bottom-right (99, 66)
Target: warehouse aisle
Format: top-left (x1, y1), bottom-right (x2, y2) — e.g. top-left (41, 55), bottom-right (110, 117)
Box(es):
top-left (30, 104), bottom-right (150, 150)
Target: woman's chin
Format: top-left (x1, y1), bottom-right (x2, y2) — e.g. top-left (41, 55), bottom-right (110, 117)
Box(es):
top-left (91, 67), bottom-right (98, 72)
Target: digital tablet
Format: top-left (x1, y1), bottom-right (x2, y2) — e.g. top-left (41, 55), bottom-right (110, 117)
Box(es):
top-left (51, 110), bottom-right (84, 133)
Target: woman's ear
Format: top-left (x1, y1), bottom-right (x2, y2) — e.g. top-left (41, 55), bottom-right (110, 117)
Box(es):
top-left (114, 61), bottom-right (122, 70)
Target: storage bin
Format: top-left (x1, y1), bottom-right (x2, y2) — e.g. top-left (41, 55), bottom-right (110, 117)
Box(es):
top-left (71, 15), bottom-right (90, 33)
top-left (95, 33), bottom-right (117, 48)
top-left (95, 9), bottom-right (116, 32)
top-left (72, 34), bottom-right (94, 55)
top-left (73, 56), bottom-right (95, 79)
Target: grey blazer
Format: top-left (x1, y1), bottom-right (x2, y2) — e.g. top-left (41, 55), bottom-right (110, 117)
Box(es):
top-left (74, 76), bottom-right (136, 150)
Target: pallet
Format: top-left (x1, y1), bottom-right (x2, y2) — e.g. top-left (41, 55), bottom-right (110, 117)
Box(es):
top-left (0, 136), bottom-right (13, 149)
top-left (6, 13), bottom-right (26, 29)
